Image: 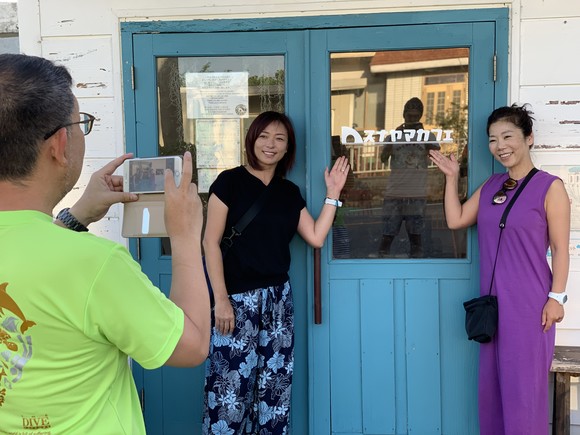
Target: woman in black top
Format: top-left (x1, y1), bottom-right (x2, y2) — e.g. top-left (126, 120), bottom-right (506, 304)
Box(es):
top-left (202, 111), bottom-right (349, 434)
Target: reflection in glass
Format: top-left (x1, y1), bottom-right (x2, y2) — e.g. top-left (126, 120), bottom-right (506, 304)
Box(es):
top-left (330, 49), bottom-right (469, 260)
top-left (156, 56), bottom-right (285, 255)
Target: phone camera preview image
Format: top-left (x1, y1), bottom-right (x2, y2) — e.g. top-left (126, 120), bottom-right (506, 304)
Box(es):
top-left (126, 157), bottom-right (182, 194)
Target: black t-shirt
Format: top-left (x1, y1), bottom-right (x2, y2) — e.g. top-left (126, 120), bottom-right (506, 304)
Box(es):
top-left (209, 166), bottom-right (306, 294)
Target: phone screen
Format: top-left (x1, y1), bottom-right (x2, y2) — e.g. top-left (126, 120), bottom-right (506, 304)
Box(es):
top-left (128, 158), bottom-right (177, 193)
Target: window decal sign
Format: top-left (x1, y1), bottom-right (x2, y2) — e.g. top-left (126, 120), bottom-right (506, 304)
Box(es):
top-left (340, 126), bottom-right (454, 145)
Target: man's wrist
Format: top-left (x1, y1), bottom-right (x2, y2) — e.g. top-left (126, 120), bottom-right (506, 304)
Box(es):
top-left (55, 207), bottom-right (89, 232)
top-left (68, 204), bottom-right (93, 227)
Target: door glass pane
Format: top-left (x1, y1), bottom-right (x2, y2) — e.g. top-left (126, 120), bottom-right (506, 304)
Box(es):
top-left (156, 56), bottom-right (285, 254)
top-left (330, 49), bottom-right (469, 259)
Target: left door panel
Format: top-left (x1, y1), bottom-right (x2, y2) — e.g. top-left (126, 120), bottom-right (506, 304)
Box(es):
top-left (128, 31), bottom-right (307, 434)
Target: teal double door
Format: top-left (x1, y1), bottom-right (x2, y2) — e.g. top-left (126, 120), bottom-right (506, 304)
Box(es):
top-left (124, 10), bottom-right (507, 434)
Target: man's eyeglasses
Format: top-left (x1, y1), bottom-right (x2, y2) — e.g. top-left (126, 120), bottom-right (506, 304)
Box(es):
top-left (43, 112), bottom-right (96, 140)
top-left (492, 177), bottom-right (518, 205)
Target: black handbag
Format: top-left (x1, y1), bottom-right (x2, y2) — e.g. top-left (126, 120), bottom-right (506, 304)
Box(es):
top-left (203, 179), bottom-right (278, 305)
top-left (464, 168), bottom-right (538, 343)
top-left (463, 294), bottom-right (498, 343)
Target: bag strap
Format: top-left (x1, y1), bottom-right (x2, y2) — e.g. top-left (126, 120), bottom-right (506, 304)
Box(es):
top-left (220, 177), bottom-right (279, 256)
top-left (487, 167), bottom-right (538, 295)
top-left (499, 167), bottom-right (538, 229)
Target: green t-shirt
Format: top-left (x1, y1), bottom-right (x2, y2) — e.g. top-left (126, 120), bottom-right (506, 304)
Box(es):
top-left (0, 210), bottom-right (184, 434)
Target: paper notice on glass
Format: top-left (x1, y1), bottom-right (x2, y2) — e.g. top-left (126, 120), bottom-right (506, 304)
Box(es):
top-left (186, 72), bottom-right (249, 119)
top-left (197, 168), bottom-right (227, 193)
top-left (195, 119), bottom-right (241, 169)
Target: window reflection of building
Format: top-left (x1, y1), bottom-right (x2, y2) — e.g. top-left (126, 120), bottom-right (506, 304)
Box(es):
top-left (330, 48), bottom-right (469, 260)
top-left (156, 56), bottom-right (285, 255)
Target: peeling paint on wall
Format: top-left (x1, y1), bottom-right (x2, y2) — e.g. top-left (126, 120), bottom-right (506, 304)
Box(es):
top-left (0, 2), bottom-right (18, 34)
top-left (76, 82), bottom-right (107, 89)
top-left (48, 48), bottom-right (100, 62)
top-left (535, 144), bottom-right (580, 150)
top-left (545, 100), bottom-right (580, 106)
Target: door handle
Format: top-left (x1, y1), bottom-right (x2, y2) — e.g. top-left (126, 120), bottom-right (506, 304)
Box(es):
top-left (314, 248), bottom-right (322, 324)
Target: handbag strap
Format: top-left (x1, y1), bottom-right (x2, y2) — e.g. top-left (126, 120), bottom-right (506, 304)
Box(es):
top-left (220, 177), bottom-right (279, 256)
top-left (487, 167), bottom-right (538, 295)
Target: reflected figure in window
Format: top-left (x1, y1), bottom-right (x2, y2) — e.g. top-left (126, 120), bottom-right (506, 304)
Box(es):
top-left (378, 97), bottom-right (440, 258)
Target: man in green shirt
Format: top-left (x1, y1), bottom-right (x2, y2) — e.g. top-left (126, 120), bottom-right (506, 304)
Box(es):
top-left (0, 54), bottom-right (210, 433)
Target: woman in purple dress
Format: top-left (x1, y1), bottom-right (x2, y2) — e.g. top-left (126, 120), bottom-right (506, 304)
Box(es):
top-left (429, 104), bottom-right (570, 435)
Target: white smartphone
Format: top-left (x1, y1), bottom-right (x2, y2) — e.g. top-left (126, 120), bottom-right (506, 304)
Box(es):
top-left (123, 156), bottom-right (182, 194)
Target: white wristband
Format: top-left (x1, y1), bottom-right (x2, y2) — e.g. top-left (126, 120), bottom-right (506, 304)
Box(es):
top-left (324, 197), bottom-right (342, 207)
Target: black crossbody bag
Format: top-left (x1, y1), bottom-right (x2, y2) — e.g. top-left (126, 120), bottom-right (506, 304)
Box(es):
top-left (463, 168), bottom-right (538, 343)
top-left (203, 179), bottom-right (279, 305)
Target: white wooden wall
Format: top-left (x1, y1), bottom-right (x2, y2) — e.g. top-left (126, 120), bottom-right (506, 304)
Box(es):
top-left (16, 1), bottom-right (580, 431)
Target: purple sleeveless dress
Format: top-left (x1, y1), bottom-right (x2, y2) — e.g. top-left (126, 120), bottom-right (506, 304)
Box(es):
top-left (477, 170), bottom-right (558, 435)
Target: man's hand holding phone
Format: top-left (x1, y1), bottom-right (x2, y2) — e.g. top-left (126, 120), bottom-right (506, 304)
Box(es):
top-left (68, 153), bottom-right (139, 227)
top-left (163, 152), bottom-right (203, 241)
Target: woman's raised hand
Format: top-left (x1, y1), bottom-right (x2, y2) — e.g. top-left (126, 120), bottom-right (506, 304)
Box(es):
top-left (325, 155), bottom-right (350, 199)
top-left (429, 149), bottom-right (460, 179)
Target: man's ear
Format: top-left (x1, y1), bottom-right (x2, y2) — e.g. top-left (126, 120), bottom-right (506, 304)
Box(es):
top-left (47, 128), bottom-right (69, 165)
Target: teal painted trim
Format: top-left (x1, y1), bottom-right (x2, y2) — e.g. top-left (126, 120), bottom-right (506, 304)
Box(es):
top-left (493, 15), bottom-right (510, 174)
top-left (494, 15), bottom-right (509, 108)
top-left (133, 34), bottom-right (159, 158)
top-left (120, 24), bottom-right (140, 315)
top-left (284, 31), bottom-right (310, 435)
top-left (468, 20), bottom-right (497, 273)
top-left (121, 8), bottom-right (509, 34)
top-left (121, 24), bottom-right (145, 405)
top-left (329, 262), bottom-right (473, 279)
top-left (308, 28), bottom-right (332, 435)
top-left (150, 31), bottom-right (297, 55)
top-left (121, 30), bottom-right (137, 156)
top-left (468, 21), bottom-right (496, 190)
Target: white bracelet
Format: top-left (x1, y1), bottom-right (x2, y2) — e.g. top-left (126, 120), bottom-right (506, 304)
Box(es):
top-left (324, 197), bottom-right (342, 207)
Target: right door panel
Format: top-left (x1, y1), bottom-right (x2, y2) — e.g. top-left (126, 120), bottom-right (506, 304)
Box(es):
top-left (309, 22), bottom-right (497, 435)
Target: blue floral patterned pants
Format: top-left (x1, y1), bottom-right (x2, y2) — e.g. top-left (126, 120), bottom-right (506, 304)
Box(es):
top-left (202, 282), bottom-right (294, 435)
